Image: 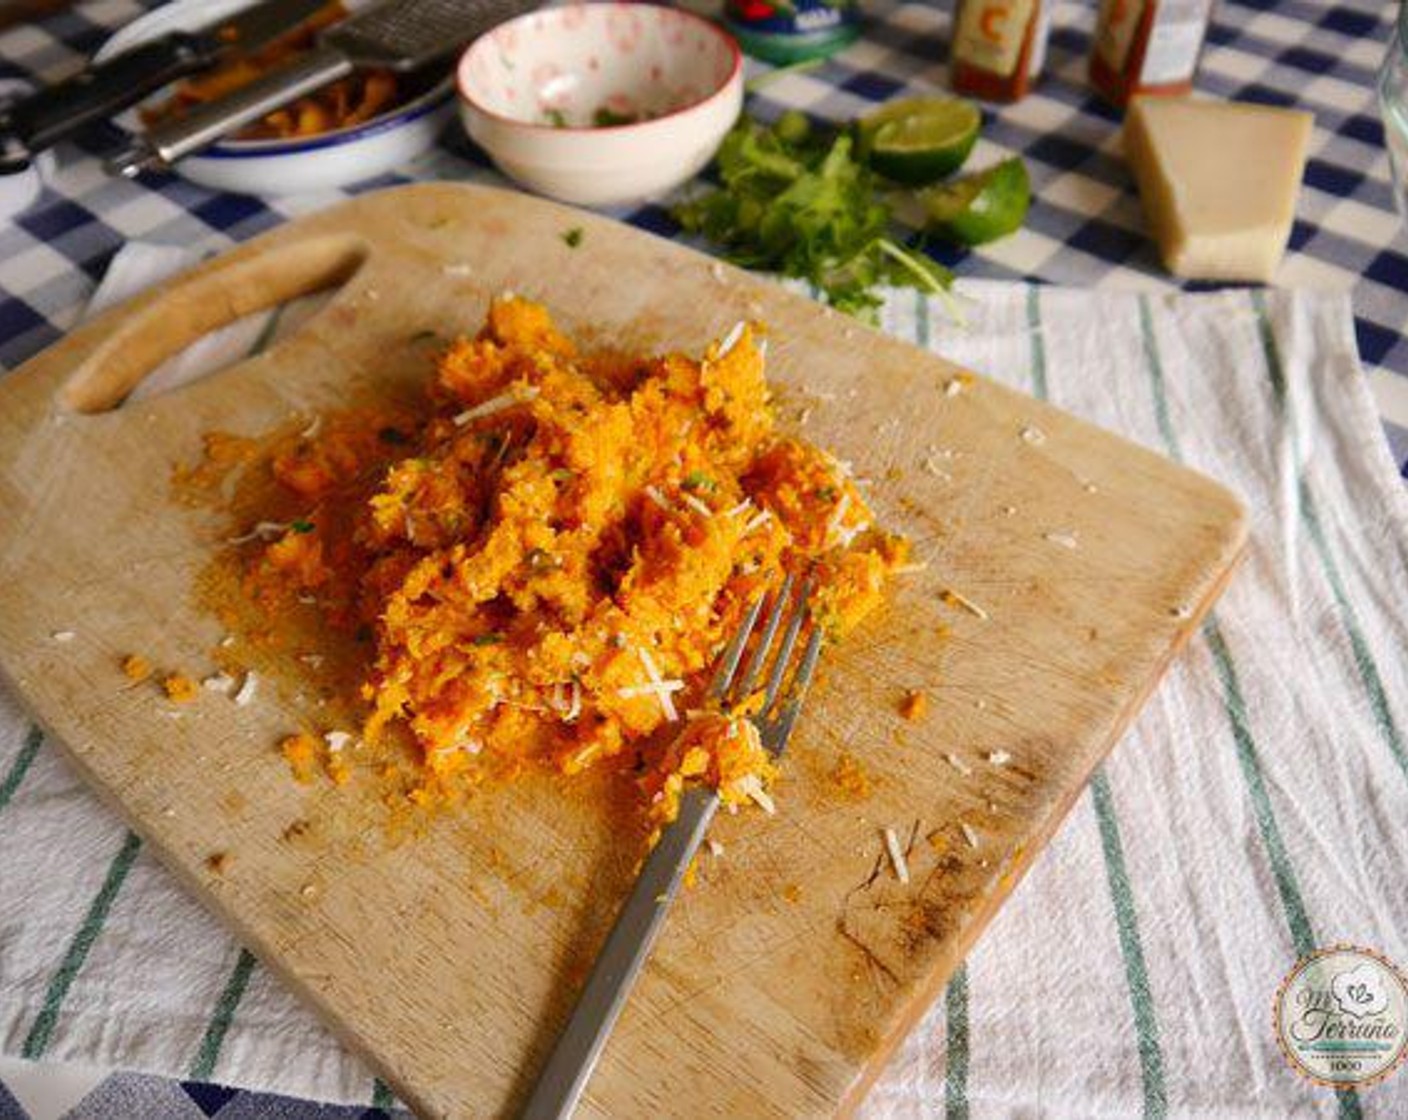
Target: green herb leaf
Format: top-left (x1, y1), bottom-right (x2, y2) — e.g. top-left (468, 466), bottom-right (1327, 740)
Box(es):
top-left (562, 227), bottom-right (584, 248)
top-left (291, 519), bottom-right (315, 533)
top-left (378, 426), bottom-right (410, 445)
top-left (682, 470), bottom-right (717, 492)
top-left (472, 632), bottom-right (504, 646)
top-left (673, 114), bottom-right (953, 320)
top-left (593, 106), bottom-right (638, 127)
top-left (545, 108), bottom-right (568, 128)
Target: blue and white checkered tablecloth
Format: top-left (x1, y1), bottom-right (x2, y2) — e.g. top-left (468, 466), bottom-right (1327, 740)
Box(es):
top-left (0, 0), bottom-right (1405, 1117)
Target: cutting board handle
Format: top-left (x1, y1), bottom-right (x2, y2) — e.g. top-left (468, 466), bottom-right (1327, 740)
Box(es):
top-left (60, 233), bottom-right (369, 414)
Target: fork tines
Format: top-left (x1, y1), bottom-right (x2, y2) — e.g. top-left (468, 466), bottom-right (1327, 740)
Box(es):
top-left (709, 574), bottom-right (825, 756)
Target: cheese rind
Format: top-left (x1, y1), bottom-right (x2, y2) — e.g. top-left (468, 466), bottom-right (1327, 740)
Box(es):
top-left (1124, 95), bottom-right (1313, 282)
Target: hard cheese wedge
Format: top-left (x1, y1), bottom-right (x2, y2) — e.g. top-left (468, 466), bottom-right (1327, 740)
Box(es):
top-left (1124, 95), bottom-right (1313, 282)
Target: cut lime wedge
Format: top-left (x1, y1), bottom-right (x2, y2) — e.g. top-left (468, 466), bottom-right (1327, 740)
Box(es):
top-left (856, 96), bottom-right (981, 184)
top-left (920, 156), bottom-right (1031, 246)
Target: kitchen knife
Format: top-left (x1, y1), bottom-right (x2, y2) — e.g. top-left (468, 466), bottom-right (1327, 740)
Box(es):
top-left (107, 0), bottom-right (536, 178)
top-left (0, 0), bottom-right (332, 158)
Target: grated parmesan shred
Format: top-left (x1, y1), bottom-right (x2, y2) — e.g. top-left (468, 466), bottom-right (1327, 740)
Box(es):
top-left (228, 521), bottom-right (292, 545)
top-left (324, 731), bottom-right (355, 753)
top-left (742, 509), bottom-right (771, 535)
top-left (738, 773), bottom-right (775, 814)
top-left (941, 589), bottom-right (989, 620)
top-left (883, 826), bottom-right (910, 884)
top-left (682, 493), bottom-right (714, 518)
top-left (717, 321), bottom-right (746, 357)
top-left (824, 491), bottom-right (852, 547)
top-left (632, 647), bottom-right (681, 722)
top-left (233, 672), bottom-right (258, 706)
top-left (452, 386), bottom-right (539, 427)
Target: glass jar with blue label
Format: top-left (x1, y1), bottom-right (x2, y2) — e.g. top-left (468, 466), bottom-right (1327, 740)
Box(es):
top-left (724, 0), bottom-right (860, 64)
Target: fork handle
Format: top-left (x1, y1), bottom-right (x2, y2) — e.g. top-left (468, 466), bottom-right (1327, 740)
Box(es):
top-left (521, 786), bottom-right (720, 1120)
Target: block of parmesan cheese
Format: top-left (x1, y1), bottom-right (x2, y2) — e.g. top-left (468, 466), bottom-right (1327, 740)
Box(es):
top-left (1124, 96), bottom-right (1313, 282)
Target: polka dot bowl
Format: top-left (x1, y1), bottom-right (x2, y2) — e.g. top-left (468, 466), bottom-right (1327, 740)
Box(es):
top-left (457, 2), bottom-right (743, 207)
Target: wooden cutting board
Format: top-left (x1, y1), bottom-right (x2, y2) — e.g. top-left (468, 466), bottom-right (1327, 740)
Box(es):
top-left (0, 183), bottom-right (1244, 1119)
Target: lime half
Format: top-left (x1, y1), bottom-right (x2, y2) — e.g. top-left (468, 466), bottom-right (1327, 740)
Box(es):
top-left (857, 96), bottom-right (981, 184)
top-left (920, 156), bottom-right (1031, 246)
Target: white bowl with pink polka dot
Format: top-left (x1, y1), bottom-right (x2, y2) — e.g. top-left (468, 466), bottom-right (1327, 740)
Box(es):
top-left (457, 2), bottom-right (743, 207)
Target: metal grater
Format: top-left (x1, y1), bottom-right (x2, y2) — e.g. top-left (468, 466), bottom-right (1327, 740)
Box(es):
top-left (326, 0), bottom-right (532, 70)
top-left (109, 0), bottom-right (537, 177)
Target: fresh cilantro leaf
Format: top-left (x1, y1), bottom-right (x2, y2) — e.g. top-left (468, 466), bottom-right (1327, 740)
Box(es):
top-left (683, 471), bottom-right (716, 492)
top-left (673, 115), bottom-right (952, 320)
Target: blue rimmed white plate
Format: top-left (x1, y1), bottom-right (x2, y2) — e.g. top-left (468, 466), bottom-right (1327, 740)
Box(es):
top-left (97, 0), bottom-right (454, 195)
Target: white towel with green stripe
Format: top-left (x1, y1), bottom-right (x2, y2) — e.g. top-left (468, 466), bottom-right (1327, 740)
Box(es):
top-left (2, 248), bottom-right (1406, 1118)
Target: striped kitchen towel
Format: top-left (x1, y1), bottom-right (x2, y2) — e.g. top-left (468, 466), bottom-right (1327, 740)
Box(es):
top-left (0, 257), bottom-right (1405, 1118)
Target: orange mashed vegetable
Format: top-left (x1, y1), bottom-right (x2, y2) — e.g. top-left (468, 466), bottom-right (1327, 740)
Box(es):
top-left (244, 297), bottom-right (906, 820)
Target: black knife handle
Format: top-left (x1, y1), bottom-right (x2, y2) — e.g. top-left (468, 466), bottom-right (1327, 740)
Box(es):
top-left (3, 31), bottom-right (219, 155)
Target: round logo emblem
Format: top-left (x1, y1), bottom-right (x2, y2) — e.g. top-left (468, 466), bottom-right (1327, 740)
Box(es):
top-left (1274, 945), bottom-right (1408, 1090)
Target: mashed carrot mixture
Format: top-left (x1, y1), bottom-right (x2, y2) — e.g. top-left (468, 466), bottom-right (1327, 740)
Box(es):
top-left (242, 297), bottom-right (906, 822)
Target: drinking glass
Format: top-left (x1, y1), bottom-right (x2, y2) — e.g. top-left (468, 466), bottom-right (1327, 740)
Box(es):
top-left (1381, 0), bottom-right (1408, 216)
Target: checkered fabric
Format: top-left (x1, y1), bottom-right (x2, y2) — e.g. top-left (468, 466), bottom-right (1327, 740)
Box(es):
top-left (0, 0), bottom-right (1405, 1117)
top-left (1, 0), bottom-right (1406, 475)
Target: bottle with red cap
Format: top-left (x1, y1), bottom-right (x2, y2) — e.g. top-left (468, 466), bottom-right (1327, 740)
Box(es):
top-left (949, 0), bottom-right (1052, 103)
top-left (1089, 0), bottom-right (1215, 107)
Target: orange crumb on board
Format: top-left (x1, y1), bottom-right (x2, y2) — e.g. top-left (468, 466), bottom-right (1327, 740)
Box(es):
top-left (831, 752), bottom-right (872, 799)
top-left (899, 690), bottom-right (928, 721)
top-left (280, 733), bottom-right (321, 785)
top-left (205, 851), bottom-right (233, 875)
top-left (783, 883), bottom-right (802, 904)
top-left (121, 654), bottom-right (153, 683)
top-left (163, 674), bottom-right (198, 703)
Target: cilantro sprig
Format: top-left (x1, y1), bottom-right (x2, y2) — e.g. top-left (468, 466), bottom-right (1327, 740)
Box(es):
top-left (673, 112), bottom-right (951, 320)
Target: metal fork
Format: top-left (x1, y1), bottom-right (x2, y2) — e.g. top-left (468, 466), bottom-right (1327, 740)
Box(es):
top-left (521, 575), bottom-right (824, 1120)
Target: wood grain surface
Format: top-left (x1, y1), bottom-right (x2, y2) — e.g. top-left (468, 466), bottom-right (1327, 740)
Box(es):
top-left (0, 183), bottom-right (1246, 1119)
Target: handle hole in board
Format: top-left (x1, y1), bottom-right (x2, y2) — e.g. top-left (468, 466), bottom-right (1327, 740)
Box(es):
top-left (61, 234), bottom-right (369, 414)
